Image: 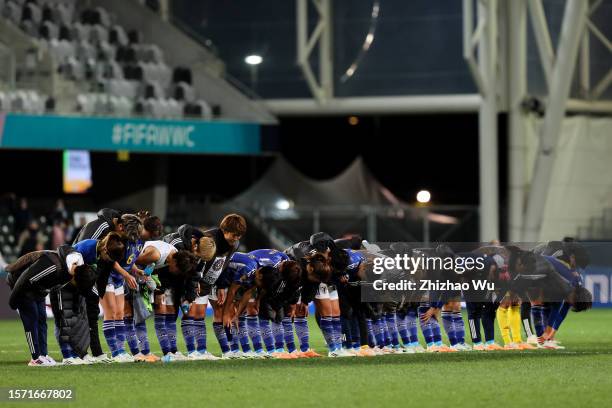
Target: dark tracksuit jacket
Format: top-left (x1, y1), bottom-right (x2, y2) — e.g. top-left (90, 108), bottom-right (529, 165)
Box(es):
top-left (70, 208), bottom-right (120, 356)
top-left (7, 245), bottom-right (91, 358)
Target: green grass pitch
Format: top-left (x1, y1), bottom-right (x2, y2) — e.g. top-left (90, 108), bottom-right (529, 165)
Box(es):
top-left (1, 310), bottom-right (612, 408)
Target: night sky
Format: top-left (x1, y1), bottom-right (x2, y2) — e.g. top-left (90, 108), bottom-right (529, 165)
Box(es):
top-left (279, 114), bottom-right (487, 205)
top-left (0, 113), bottom-right (507, 209)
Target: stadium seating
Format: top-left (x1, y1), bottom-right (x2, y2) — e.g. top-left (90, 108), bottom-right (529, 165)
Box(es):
top-left (0, 89), bottom-right (49, 114)
top-left (0, 0), bottom-right (213, 120)
top-left (0, 215), bottom-right (52, 263)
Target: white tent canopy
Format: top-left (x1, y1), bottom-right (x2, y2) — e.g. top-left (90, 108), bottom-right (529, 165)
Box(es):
top-left (232, 156), bottom-right (402, 209)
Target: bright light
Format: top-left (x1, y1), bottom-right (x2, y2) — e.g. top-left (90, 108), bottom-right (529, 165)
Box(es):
top-left (416, 190), bottom-right (431, 204)
top-left (348, 116), bottom-right (359, 126)
top-left (275, 198), bottom-right (291, 210)
top-left (245, 55), bottom-right (263, 65)
top-left (363, 33), bottom-right (374, 50)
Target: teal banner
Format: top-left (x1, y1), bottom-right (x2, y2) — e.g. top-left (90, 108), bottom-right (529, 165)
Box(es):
top-left (0, 114), bottom-right (261, 154)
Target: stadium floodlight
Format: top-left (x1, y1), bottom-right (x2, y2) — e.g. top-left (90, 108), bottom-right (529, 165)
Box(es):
top-left (416, 190), bottom-right (431, 204)
top-left (275, 198), bottom-right (292, 211)
top-left (245, 55), bottom-right (263, 65)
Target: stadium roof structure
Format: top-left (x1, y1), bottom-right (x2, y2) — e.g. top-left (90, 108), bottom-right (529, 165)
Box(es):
top-left (232, 156), bottom-right (401, 210)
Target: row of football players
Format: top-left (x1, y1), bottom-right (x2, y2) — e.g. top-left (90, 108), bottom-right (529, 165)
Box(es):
top-left (211, 235), bottom-right (591, 359)
top-left (7, 208), bottom-right (591, 365)
top-left (7, 210), bottom-right (242, 365)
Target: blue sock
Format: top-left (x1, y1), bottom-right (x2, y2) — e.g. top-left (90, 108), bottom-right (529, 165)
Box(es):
top-left (385, 313), bottom-right (400, 347)
top-left (293, 317), bottom-right (309, 352)
top-left (350, 315), bottom-right (361, 349)
top-left (230, 325), bottom-right (240, 352)
top-left (550, 302), bottom-right (571, 331)
top-left (165, 314), bottom-right (178, 353)
top-left (246, 315), bottom-right (263, 352)
top-left (432, 318), bottom-right (442, 344)
top-left (366, 318), bottom-right (375, 347)
top-left (114, 319), bottom-right (126, 353)
top-left (441, 311), bottom-right (457, 346)
top-left (531, 305), bottom-right (547, 337)
top-left (282, 317), bottom-right (296, 353)
top-left (452, 311), bottom-right (465, 344)
top-left (154, 314), bottom-right (170, 355)
top-left (341, 316), bottom-right (352, 349)
top-left (373, 317), bottom-right (385, 347)
top-left (194, 318), bottom-right (207, 353)
top-left (212, 322), bottom-right (230, 353)
top-left (331, 316), bottom-right (343, 350)
top-left (182, 317), bottom-right (196, 354)
top-left (381, 317), bottom-right (391, 346)
top-left (397, 311), bottom-right (410, 345)
top-left (238, 316), bottom-right (251, 353)
top-left (124, 316), bottom-right (139, 355)
top-left (103, 320), bottom-right (118, 357)
top-left (135, 321), bottom-right (150, 355)
top-left (407, 309), bottom-right (419, 344)
top-left (258, 318), bottom-right (275, 352)
top-left (544, 304), bottom-right (552, 324)
top-left (320, 317), bottom-right (335, 351)
top-left (418, 306), bottom-right (435, 345)
top-left (271, 321), bottom-right (284, 351)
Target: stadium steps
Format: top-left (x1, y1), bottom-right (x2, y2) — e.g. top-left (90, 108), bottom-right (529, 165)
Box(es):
top-left (0, 14), bottom-right (55, 95)
top-left (52, 72), bottom-right (85, 114)
top-left (89, 0), bottom-right (276, 124)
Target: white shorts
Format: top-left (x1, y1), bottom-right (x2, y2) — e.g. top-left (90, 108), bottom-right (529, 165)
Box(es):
top-left (162, 289), bottom-right (174, 306)
top-left (194, 296), bottom-right (208, 305)
top-left (315, 283), bottom-right (330, 300)
top-left (315, 283), bottom-right (338, 301)
top-left (208, 286), bottom-right (217, 301)
top-left (329, 287), bottom-right (339, 301)
top-left (105, 284), bottom-right (124, 296)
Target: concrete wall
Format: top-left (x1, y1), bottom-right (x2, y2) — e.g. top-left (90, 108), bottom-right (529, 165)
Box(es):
top-left (524, 117), bottom-right (612, 240)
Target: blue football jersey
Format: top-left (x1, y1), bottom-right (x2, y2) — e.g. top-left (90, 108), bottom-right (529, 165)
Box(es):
top-left (227, 252), bottom-right (259, 287)
top-left (544, 255), bottom-right (583, 286)
top-left (73, 239), bottom-right (98, 265)
top-left (345, 249), bottom-right (365, 281)
top-left (122, 240), bottom-right (143, 272)
top-left (228, 249), bottom-right (290, 288)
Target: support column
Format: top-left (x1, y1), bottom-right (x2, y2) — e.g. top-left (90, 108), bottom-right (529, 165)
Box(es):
top-left (478, 0), bottom-right (500, 242)
top-left (160, 0), bottom-right (170, 22)
top-left (508, 0), bottom-right (528, 242)
top-left (320, 0), bottom-right (333, 100)
top-left (296, 0), bottom-right (334, 102)
top-left (522, 0), bottom-right (588, 241)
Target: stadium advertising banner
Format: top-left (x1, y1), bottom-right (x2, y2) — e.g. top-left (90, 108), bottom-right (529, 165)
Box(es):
top-left (0, 114), bottom-right (261, 154)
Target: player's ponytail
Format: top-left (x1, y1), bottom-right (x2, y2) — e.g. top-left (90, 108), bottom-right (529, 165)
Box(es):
top-left (121, 214), bottom-right (143, 242)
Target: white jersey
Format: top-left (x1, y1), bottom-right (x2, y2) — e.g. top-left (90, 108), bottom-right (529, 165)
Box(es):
top-left (143, 240), bottom-right (176, 268)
